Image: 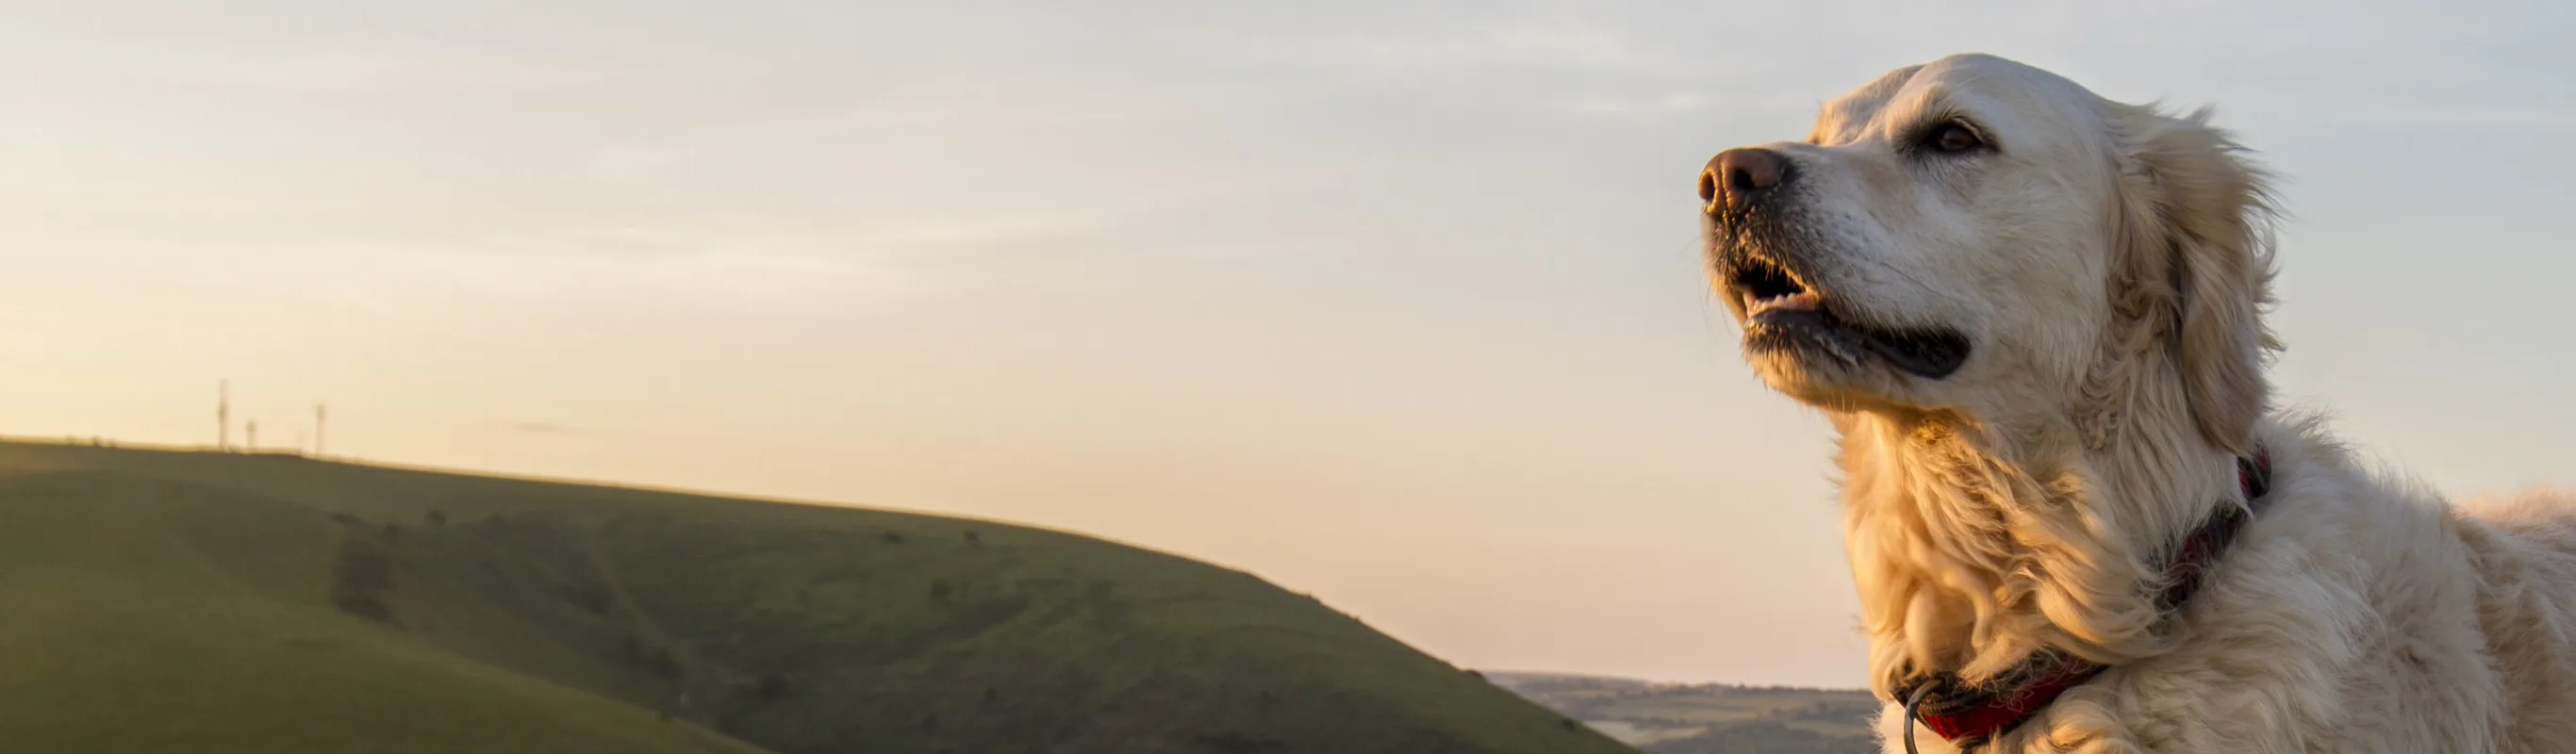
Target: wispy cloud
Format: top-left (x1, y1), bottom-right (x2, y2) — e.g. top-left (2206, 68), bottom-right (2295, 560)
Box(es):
top-left (825, 99), bottom-right (1161, 129)
top-left (2297, 102), bottom-right (2576, 131)
top-left (1313, 25), bottom-right (1649, 71)
top-left (312, 195), bottom-right (1286, 309)
top-left (314, 224), bottom-right (912, 312)
top-left (587, 142), bottom-right (720, 179)
top-left (504, 422), bottom-right (587, 435)
top-left (199, 52), bottom-right (597, 92)
top-left (1229, 16), bottom-right (1666, 74)
top-left (1558, 92), bottom-right (1712, 118)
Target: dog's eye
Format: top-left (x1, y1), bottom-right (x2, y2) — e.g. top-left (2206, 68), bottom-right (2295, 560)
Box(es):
top-left (1924, 122), bottom-right (1983, 154)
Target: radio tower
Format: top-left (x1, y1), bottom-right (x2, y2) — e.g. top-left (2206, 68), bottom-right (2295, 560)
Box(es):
top-left (247, 419), bottom-right (258, 452)
top-left (315, 403), bottom-right (327, 457)
top-left (217, 380), bottom-right (231, 451)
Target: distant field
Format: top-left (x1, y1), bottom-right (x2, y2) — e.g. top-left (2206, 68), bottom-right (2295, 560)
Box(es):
top-left (0, 439), bottom-right (1632, 753)
top-left (1488, 671), bottom-right (1879, 754)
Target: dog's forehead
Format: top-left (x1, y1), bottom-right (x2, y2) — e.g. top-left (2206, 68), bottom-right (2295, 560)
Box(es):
top-left (1808, 54), bottom-right (2103, 145)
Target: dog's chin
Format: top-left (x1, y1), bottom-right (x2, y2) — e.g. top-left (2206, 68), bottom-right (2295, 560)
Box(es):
top-left (1745, 347), bottom-right (1898, 410)
top-left (1739, 304), bottom-right (1972, 410)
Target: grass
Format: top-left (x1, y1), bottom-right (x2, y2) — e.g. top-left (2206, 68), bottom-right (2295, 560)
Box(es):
top-left (1486, 672), bottom-right (1879, 754)
top-left (0, 440), bottom-right (1634, 754)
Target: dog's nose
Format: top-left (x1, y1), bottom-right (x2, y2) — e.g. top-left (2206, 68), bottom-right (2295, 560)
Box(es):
top-left (1700, 147), bottom-right (1788, 213)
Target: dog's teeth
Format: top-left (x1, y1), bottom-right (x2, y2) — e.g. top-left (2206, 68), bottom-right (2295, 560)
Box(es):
top-left (1770, 292), bottom-right (1821, 312)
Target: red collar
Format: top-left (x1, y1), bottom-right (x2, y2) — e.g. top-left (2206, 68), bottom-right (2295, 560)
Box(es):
top-left (1895, 448), bottom-right (2274, 752)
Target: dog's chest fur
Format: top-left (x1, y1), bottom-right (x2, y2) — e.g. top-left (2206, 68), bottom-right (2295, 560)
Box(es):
top-left (1856, 418), bottom-right (2576, 753)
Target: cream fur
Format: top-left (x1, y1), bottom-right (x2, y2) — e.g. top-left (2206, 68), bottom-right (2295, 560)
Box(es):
top-left (1702, 54), bottom-right (2576, 752)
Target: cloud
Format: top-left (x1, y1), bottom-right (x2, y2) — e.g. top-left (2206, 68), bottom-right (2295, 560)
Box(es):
top-left (504, 422), bottom-right (586, 435)
top-left (201, 53), bottom-right (597, 92)
top-left (1316, 25), bottom-right (1648, 71)
top-left (587, 142), bottom-right (720, 178)
top-left (312, 197), bottom-right (1263, 310)
top-left (307, 224), bottom-right (917, 313)
top-left (1558, 91), bottom-right (1711, 118)
top-left (824, 99), bottom-right (1156, 129)
top-left (1230, 15), bottom-right (1666, 74)
top-left (2279, 102), bottom-right (2576, 131)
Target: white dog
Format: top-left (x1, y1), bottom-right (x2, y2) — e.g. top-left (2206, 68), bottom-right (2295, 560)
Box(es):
top-left (1698, 53), bottom-right (2576, 753)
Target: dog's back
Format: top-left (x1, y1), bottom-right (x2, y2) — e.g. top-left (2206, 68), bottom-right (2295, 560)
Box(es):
top-left (2454, 492), bottom-right (2576, 752)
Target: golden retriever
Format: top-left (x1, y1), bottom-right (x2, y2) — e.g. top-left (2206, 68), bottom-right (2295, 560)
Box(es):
top-left (1697, 53), bottom-right (2576, 753)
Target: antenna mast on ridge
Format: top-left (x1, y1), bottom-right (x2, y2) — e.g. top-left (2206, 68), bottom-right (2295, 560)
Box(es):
top-left (217, 380), bottom-right (231, 451)
top-left (316, 403), bottom-right (327, 457)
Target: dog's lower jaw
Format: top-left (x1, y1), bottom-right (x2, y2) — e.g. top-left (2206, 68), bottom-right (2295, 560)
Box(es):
top-left (1745, 348), bottom-right (1937, 418)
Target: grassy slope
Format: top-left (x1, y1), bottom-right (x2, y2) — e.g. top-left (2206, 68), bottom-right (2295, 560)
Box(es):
top-left (0, 441), bottom-right (1631, 754)
top-left (0, 468), bottom-right (767, 754)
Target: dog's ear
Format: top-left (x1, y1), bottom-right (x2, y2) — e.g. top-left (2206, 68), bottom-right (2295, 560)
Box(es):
top-left (2109, 105), bottom-right (2280, 453)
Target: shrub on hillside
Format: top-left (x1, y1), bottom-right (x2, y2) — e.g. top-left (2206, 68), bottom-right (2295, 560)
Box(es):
top-left (329, 538), bottom-right (397, 623)
top-left (757, 673), bottom-right (795, 702)
top-left (559, 582), bottom-right (616, 616)
top-left (617, 632), bottom-right (685, 680)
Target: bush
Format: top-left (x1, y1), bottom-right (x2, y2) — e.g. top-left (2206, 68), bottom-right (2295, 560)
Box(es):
top-left (757, 673), bottom-right (795, 702)
top-left (559, 582), bottom-right (616, 616)
top-left (618, 633), bottom-right (685, 680)
top-left (329, 538), bottom-right (397, 623)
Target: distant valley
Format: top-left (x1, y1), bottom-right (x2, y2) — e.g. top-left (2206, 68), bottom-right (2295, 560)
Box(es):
top-left (1488, 671), bottom-right (1878, 754)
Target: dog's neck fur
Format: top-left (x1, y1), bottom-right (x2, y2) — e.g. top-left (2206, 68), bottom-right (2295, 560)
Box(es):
top-left (1836, 361), bottom-right (2250, 699)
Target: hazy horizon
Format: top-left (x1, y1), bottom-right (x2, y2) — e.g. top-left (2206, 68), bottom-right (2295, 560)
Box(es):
top-left (11, 0), bottom-right (2576, 688)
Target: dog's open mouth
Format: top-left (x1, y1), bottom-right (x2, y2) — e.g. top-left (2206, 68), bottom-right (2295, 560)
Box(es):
top-left (1726, 255), bottom-right (1971, 379)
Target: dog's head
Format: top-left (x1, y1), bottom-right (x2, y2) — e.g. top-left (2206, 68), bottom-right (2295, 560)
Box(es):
top-left (1701, 53), bottom-right (2276, 451)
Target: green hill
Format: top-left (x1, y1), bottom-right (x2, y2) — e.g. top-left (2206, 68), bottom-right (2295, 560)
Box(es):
top-left (0, 440), bottom-right (1633, 754)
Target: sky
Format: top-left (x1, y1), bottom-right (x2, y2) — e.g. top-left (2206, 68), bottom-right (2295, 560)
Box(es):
top-left (8, 0), bottom-right (2576, 688)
